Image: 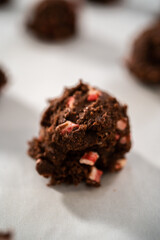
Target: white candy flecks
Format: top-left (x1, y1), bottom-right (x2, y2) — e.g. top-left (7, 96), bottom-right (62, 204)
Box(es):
top-left (80, 151), bottom-right (99, 166)
top-left (57, 121), bottom-right (79, 134)
top-left (67, 96), bottom-right (75, 108)
top-left (116, 119), bottom-right (127, 131)
top-left (36, 159), bottom-right (42, 165)
top-left (87, 88), bottom-right (101, 101)
top-left (114, 158), bottom-right (127, 170)
top-left (88, 167), bottom-right (103, 183)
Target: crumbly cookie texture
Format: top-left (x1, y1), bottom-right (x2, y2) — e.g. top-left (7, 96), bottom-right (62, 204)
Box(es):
top-left (127, 20), bottom-right (160, 84)
top-left (0, 68), bottom-right (7, 92)
top-left (28, 81), bottom-right (131, 187)
top-left (26, 0), bottom-right (77, 41)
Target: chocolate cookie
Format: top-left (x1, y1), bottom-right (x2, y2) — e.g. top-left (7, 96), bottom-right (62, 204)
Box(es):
top-left (0, 68), bottom-right (7, 92)
top-left (127, 21), bottom-right (160, 84)
top-left (27, 0), bottom-right (77, 41)
top-left (28, 81), bottom-right (131, 187)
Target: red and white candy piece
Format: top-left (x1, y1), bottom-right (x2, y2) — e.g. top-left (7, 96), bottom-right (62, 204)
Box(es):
top-left (116, 119), bottom-right (127, 131)
top-left (114, 158), bottom-right (126, 171)
top-left (88, 167), bottom-right (103, 183)
top-left (38, 127), bottom-right (45, 141)
top-left (36, 158), bottom-right (42, 165)
top-left (80, 151), bottom-right (99, 166)
top-left (67, 96), bottom-right (75, 108)
top-left (115, 134), bottom-right (120, 140)
top-left (120, 134), bottom-right (130, 144)
top-left (57, 121), bottom-right (79, 134)
top-left (120, 136), bottom-right (127, 144)
top-left (87, 88), bottom-right (101, 101)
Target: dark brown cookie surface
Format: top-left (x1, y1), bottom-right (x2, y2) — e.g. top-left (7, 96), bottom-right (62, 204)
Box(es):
top-left (27, 0), bottom-right (77, 41)
top-left (127, 20), bottom-right (160, 84)
top-left (0, 68), bottom-right (7, 92)
top-left (28, 81), bottom-right (131, 187)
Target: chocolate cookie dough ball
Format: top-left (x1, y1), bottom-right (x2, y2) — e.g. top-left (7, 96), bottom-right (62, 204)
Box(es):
top-left (127, 21), bottom-right (160, 84)
top-left (28, 81), bottom-right (131, 187)
top-left (27, 0), bottom-right (77, 41)
top-left (0, 68), bottom-right (7, 92)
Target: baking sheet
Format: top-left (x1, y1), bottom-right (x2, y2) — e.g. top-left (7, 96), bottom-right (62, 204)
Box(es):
top-left (0, 2), bottom-right (160, 240)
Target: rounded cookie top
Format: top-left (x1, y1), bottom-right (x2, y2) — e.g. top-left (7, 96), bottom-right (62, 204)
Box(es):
top-left (127, 20), bottom-right (160, 84)
top-left (40, 81), bottom-right (130, 153)
top-left (26, 0), bottom-right (77, 41)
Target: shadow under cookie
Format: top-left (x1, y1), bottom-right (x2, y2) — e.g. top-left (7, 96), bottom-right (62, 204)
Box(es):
top-left (58, 152), bottom-right (160, 240)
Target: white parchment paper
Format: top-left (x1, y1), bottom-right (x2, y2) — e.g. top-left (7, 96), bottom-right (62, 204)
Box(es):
top-left (0, 2), bottom-right (160, 240)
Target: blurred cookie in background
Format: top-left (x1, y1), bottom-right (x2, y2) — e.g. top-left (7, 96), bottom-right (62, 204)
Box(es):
top-left (0, 0), bottom-right (10, 6)
top-left (0, 68), bottom-right (7, 92)
top-left (87, 0), bottom-right (119, 4)
top-left (26, 0), bottom-right (77, 42)
top-left (127, 20), bottom-right (160, 84)
top-left (0, 232), bottom-right (12, 240)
